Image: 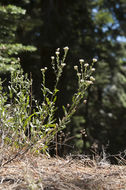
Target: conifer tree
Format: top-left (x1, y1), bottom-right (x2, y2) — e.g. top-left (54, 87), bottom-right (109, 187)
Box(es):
top-left (0, 4), bottom-right (36, 74)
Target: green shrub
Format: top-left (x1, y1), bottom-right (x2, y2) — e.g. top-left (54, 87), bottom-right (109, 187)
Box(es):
top-left (0, 47), bottom-right (97, 155)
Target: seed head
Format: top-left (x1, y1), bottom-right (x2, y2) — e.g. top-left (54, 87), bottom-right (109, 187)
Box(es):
top-left (92, 58), bottom-right (97, 63)
top-left (80, 79), bottom-right (84, 83)
top-left (77, 73), bottom-right (81, 77)
top-left (67, 104), bottom-right (70, 108)
top-left (83, 100), bottom-right (87, 104)
top-left (17, 57), bottom-right (20, 61)
top-left (63, 46), bottom-right (69, 52)
top-left (51, 56), bottom-right (55, 60)
top-left (74, 65), bottom-right (78, 70)
top-left (86, 80), bottom-right (93, 85)
top-left (55, 51), bottom-right (60, 56)
top-left (56, 48), bottom-right (60, 51)
top-left (90, 76), bottom-right (95, 81)
top-left (91, 68), bottom-right (95, 72)
top-left (84, 63), bottom-right (89, 67)
top-left (79, 59), bottom-right (84, 64)
top-left (41, 67), bottom-right (47, 72)
top-left (41, 68), bottom-right (45, 72)
top-left (61, 63), bottom-right (66, 67)
top-left (11, 61), bottom-right (15, 65)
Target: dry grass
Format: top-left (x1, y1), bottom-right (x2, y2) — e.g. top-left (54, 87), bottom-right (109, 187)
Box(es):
top-left (0, 148), bottom-right (126, 190)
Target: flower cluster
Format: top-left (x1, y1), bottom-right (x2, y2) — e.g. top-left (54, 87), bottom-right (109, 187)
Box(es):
top-left (74, 58), bottom-right (97, 88)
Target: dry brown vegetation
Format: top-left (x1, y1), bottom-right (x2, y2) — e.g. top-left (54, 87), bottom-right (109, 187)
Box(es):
top-left (0, 148), bottom-right (126, 190)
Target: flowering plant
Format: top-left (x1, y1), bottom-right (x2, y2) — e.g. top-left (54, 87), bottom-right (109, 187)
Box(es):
top-left (0, 47), bottom-right (97, 155)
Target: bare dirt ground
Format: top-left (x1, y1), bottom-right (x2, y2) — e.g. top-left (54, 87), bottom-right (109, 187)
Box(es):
top-left (0, 149), bottom-right (126, 190)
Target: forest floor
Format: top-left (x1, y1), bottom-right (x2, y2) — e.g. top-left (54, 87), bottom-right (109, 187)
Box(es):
top-left (0, 148), bottom-right (126, 190)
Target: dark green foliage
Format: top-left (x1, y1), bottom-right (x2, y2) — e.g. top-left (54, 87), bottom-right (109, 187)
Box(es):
top-left (0, 4), bottom-right (36, 73)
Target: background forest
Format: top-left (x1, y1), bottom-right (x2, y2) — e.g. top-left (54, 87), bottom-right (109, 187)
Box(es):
top-left (0, 0), bottom-right (126, 157)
